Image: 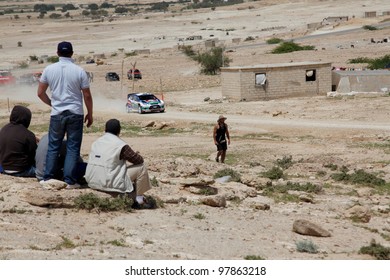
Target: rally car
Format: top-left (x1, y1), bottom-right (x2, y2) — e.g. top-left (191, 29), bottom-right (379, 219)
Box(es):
top-left (126, 93), bottom-right (165, 114)
top-left (0, 70), bottom-right (16, 86)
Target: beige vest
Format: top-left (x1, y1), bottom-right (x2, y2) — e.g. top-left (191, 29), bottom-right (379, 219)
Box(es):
top-left (85, 133), bottom-right (133, 193)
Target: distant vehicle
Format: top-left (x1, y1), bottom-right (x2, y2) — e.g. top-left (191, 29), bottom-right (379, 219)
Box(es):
top-left (126, 93), bottom-right (165, 114)
top-left (86, 59), bottom-right (95, 64)
top-left (33, 72), bottom-right (42, 82)
top-left (17, 73), bottom-right (35, 85)
top-left (105, 72), bottom-right (120, 81)
top-left (0, 70), bottom-right (16, 85)
top-left (17, 72), bottom-right (42, 85)
top-left (127, 68), bottom-right (142, 80)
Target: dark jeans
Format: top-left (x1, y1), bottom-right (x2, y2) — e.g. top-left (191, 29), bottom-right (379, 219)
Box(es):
top-left (1, 165), bottom-right (36, 178)
top-left (44, 111), bottom-right (84, 185)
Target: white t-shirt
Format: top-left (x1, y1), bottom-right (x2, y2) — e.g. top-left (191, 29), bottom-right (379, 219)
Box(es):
top-left (40, 57), bottom-right (90, 116)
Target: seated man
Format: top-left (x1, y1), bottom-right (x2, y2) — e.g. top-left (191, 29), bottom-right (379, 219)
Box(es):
top-left (85, 119), bottom-right (152, 207)
top-left (35, 133), bottom-right (87, 184)
top-left (0, 105), bottom-right (38, 177)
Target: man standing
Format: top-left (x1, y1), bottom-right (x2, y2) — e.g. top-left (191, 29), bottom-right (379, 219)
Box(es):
top-left (37, 41), bottom-right (93, 188)
top-left (85, 119), bottom-right (152, 208)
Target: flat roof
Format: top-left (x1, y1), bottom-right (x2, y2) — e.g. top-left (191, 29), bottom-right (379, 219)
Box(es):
top-left (333, 70), bottom-right (390, 76)
top-left (221, 61), bottom-right (332, 71)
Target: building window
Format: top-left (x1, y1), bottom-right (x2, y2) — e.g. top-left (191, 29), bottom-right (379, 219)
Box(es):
top-left (306, 69), bottom-right (316, 81)
top-left (255, 73), bottom-right (267, 86)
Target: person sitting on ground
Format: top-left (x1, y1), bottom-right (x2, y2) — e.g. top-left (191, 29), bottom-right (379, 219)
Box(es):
top-left (0, 105), bottom-right (38, 177)
top-left (35, 133), bottom-right (87, 184)
top-left (85, 119), bottom-right (153, 208)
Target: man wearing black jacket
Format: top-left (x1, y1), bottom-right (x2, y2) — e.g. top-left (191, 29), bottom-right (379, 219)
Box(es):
top-left (0, 105), bottom-right (38, 177)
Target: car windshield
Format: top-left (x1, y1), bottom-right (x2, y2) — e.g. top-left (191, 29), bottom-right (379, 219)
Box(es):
top-left (0, 71), bottom-right (11, 77)
top-left (139, 95), bottom-right (157, 101)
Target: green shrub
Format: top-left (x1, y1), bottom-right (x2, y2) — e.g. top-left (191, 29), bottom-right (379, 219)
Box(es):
top-left (367, 54), bottom-right (390, 70)
top-left (331, 169), bottom-right (385, 186)
top-left (271, 41), bottom-right (315, 54)
top-left (262, 166), bottom-right (284, 180)
top-left (350, 169), bottom-right (385, 186)
top-left (214, 168), bottom-right (241, 182)
top-left (54, 236), bottom-right (76, 250)
top-left (29, 55), bottom-right (38, 61)
top-left (323, 163), bottom-right (338, 171)
top-left (18, 62), bottom-right (28, 69)
top-left (244, 36), bottom-right (255, 41)
top-left (348, 55), bottom-right (390, 70)
top-left (296, 240), bottom-right (318, 254)
top-left (262, 182), bottom-right (321, 203)
top-left (363, 25), bottom-right (378, 31)
top-left (47, 56), bottom-right (59, 63)
top-left (193, 213), bottom-right (205, 220)
top-left (244, 255), bottom-right (265, 260)
top-left (181, 46), bottom-right (232, 74)
top-left (348, 57), bottom-right (372, 64)
top-left (180, 45), bottom-right (196, 58)
top-left (125, 51), bottom-right (137, 57)
top-left (276, 155), bottom-right (293, 169)
top-left (266, 37), bottom-right (283, 44)
top-left (359, 239), bottom-right (390, 260)
top-left (151, 176), bottom-right (159, 187)
top-left (74, 193), bottom-right (134, 212)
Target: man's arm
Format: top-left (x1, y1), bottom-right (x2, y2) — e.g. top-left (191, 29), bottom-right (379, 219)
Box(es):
top-left (82, 88), bottom-right (93, 127)
top-left (120, 145), bottom-right (144, 165)
top-left (37, 82), bottom-right (51, 106)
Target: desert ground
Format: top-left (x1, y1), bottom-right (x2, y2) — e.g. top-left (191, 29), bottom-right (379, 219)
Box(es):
top-left (0, 0), bottom-right (390, 261)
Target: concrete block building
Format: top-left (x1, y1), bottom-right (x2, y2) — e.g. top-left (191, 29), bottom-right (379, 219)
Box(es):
top-left (221, 61), bottom-right (332, 101)
top-left (332, 70), bottom-right (390, 93)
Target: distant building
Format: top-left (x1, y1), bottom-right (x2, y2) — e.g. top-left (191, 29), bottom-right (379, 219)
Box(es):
top-left (332, 70), bottom-right (390, 93)
top-left (364, 11), bottom-right (377, 18)
top-left (221, 61), bottom-right (332, 101)
top-left (322, 16), bottom-right (348, 25)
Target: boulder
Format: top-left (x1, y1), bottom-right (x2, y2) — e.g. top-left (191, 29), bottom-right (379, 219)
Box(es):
top-left (292, 219), bottom-right (331, 237)
top-left (200, 195), bottom-right (226, 207)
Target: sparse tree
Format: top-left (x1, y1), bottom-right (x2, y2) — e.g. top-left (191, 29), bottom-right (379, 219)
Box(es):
top-left (88, 3), bottom-right (99, 11)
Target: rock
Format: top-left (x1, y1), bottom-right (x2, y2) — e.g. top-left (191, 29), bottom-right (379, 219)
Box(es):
top-left (39, 179), bottom-right (67, 190)
top-left (200, 195), bottom-right (226, 207)
top-left (204, 97), bottom-right (210, 101)
top-left (21, 188), bottom-right (112, 208)
top-left (356, 187), bottom-right (374, 197)
top-left (180, 178), bottom-right (215, 187)
top-left (215, 175), bottom-right (231, 183)
top-left (164, 197), bottom-right (187, 204)
top-left (299, 194), bottom-right (315, 203)
top-left (371, 205), bottom-right (390, 214)
top-left (240, 175), bottom-right (271, 188)
top-left (251, 203), bottom-right (270, 210)
top-left (272, 111), bottom-right (282, 117)
top-left (156, 122), bottom-right (168, 130)
top-left (143, 121), bottom-right (155, 128)
top-left (188, 186), bottom-right (218, 195)
top-left (292, 219), bottom-right (331, 237)
top-left (345, 205), bottom-right (371, 223)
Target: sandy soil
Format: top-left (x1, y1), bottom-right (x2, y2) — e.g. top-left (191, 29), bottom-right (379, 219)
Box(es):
top-left (1, 0), bottom-right (390, 261)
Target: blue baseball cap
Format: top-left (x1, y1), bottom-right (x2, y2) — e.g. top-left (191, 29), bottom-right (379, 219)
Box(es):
top-left (57, 41), bottom-right (73, 54)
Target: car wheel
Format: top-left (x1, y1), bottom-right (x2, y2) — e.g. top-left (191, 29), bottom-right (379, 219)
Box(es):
top-left (138, 106), bottom-right (143, 114)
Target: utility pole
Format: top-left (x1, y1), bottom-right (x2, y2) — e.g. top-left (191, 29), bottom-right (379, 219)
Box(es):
top-left (130, 61), bottom-right (137, 92)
